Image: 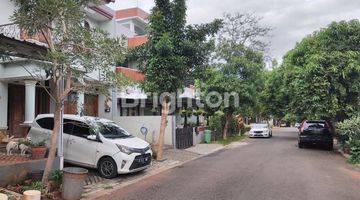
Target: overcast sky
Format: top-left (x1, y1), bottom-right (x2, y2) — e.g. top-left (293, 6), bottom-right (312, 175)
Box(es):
top-left (108, 0), bottom-right (360, 61)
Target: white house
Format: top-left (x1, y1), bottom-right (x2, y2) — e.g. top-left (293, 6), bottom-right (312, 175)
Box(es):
top-left (0, 0), bottom-right (123, 138)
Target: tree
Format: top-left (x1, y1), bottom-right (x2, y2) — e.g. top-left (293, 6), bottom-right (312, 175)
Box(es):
top-left (131, 0), bottom-right (221, 160)
top-left (219, 13), bottom-right (272, 52)
top-left (269, 20), bottom-right (360, 122)
top-left (199, 42), bottom-right (265, 139)
top-left (199, 12), bottom-right (270, 139)
top-left (11, 0), bottom-right (128, 186)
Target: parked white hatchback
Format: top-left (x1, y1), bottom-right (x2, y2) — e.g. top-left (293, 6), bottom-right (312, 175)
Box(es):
top-left (28, 114), bottom-right (152, 178)
top-left (249, 123), bottom-right (272, 138)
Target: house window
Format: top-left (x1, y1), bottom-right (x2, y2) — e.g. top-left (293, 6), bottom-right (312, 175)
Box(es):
top-left (119, 99), bottom-right (141, 116)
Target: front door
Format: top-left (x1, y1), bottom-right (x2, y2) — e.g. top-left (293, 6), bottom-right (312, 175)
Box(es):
top-left (66, 120), bottom-right (98, 167)
top-left (84, 94), bottom-right (98, 117)
top-left (8, 84), bottom-right (27, 137)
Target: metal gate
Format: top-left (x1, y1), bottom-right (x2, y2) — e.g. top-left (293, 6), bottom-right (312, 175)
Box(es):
top-left (176, 127), bottom-right (193, 149)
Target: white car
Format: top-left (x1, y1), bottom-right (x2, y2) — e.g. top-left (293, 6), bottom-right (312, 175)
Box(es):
top-left (249, 123), bottom-right (272, 138)
top-left (28, 114), bottom-right (152, 179)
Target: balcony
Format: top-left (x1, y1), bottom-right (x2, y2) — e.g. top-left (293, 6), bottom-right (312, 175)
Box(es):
top-left (116, 8), bottom-right (149, 21)
top-left (127, 35), bottom-right (148, 48)
top-left (116, 67), bottom-right (145, 82)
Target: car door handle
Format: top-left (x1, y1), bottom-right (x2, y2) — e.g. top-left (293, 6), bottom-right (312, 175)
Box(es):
top-left (69, 139), bottom-right (75, 144)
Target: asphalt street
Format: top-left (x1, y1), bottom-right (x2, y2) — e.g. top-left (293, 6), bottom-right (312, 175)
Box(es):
top-left (113, 128), bottom-right (360, 200)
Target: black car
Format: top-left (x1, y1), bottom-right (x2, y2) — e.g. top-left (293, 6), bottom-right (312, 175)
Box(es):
top-left (298, 120), bottom-right (334, 150)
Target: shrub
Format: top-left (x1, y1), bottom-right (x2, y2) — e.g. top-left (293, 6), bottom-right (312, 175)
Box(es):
top-left (21, 181), bottom-right (43, 193)
top-left (208, 113), bottom-right (243, 137)
top-left (337, 115), bottom-right (360, 164)
top-left (242, 125), bottom-right (251, 133)
top-left (209, 114), bottom-right (225, 134)
top-left (50, 170), bottom-right (63, 186)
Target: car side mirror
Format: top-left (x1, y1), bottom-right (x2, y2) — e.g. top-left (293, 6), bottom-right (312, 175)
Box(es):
top-left (87, 135), bottom-right (97, 141)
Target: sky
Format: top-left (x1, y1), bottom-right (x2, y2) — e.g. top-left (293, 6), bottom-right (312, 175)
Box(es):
top-left (108, 0), bottom-right (360, 61)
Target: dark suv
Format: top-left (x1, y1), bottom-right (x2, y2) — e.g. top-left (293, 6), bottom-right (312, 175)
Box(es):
top-left (298, 120), bottom-right (334, 151)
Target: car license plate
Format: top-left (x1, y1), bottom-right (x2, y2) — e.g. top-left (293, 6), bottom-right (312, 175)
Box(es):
top-left (138, 157), bottom-right (148, 163)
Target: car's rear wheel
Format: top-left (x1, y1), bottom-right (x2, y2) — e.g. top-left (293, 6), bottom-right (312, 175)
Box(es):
top-left (98, 157), bottom-right (118, 179)
top-left (326, 143), bottom-right (333, 151)
top-left (298, 142), bottom-right (304, 148)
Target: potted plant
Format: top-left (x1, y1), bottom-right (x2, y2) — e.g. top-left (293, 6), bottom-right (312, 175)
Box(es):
top-left (30, 140), bottom-right (47, 159)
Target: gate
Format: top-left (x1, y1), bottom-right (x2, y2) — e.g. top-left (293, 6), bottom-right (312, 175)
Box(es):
top-left (176, 127), bottom-right (193, 149)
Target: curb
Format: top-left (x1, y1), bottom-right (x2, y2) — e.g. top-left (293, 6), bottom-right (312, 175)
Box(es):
top-left (337, 149), bottom-right (350, 159)
top-left (82, 146), bottom-right (227, 200)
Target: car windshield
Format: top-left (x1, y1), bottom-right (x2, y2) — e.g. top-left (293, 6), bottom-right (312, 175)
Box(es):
top-left (91, 122), bottom-right (132, 139)
top-left (251, 124), bottom-right (268, 128)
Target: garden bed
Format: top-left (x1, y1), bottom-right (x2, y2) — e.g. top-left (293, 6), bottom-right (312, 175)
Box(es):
top-left (0, 156), bottom-right (60, 187)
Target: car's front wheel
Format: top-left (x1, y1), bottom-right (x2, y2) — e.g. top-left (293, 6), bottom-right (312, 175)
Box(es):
top-left (98, 157), bottom-right (118, 179)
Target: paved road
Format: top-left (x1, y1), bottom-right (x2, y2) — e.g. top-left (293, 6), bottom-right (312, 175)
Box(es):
top-left (113, 128), bottom-right (360, 200)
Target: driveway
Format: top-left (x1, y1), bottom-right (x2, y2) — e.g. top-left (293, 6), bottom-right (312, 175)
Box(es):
top-left (106, 128), bottom-right (360, 200)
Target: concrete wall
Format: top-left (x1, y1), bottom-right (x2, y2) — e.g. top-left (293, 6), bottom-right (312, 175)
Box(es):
top-left (0, 157), bottom-right (60, 186)
top-left (0, 81), bottom-right (8, 131)
top-left (0, 60), bottom-right (46, 80)
top-left (0, 63), bottom-right (8, 131)
top-left (113, 115), bottom-right (175, 146)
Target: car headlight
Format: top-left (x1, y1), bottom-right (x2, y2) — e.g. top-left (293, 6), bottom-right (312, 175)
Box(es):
top-left (116, 144), bottom-right (133, 155)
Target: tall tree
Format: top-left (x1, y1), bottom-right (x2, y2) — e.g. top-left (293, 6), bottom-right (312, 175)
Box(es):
top-left (270, 20), bottom-right (360, 122)
top-left (11, 0), bottom-right (128, 186)
top-left (219, 13), bottom-right (272, 51)
top-left (131, 0), bottom-right (221, 160)
top-left (199, 42), bottom-right (265, 139)
top-left (201, 12), bottom-right (270, 139)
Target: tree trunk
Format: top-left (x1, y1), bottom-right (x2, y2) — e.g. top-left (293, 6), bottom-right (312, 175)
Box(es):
top-left (156, 99), bottom-right (169, 161)
top-left (223, 113), bottom-right (233, 140)
top-left (42, 103), bottom-right (61, 185)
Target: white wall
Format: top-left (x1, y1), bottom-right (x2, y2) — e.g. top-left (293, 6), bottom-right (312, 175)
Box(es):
top-left (0, 0), bottom-right (15, 24)
top-left (0, 60), bottom-right (46, 80)
top-left (0, 80), bottom-right (8, 130)
top-left (113, 115), bottom-right (175, 146)
top-left (0, 63), bottom-right (9, 130)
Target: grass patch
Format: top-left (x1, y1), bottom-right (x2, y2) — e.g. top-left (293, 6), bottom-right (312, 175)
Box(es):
top-left (103, 185), bottom-right (113, 190)
top-left (217, 134), bottom-right (247, 146)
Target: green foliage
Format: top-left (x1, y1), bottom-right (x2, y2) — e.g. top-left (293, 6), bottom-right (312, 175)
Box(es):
top-left (265, 20), bottom-right (360, 121)
top-left (198, 42), bottom-right (265, 116)
top-left (50, 170), bottom-right (63, 186)
top-left (19, 139), bottom-right (46, 147)
top-left (217, 134), bottom-right (247, 146)
top-left (348, 140), bottom-right (360, 164)
top-left (242, 125), bottom-right (251, 133)
top-left (208, 113), bottom-right (243, 137)
top-left (130, 0), bottom-right (222, 93)
top-left (208, 113), bottom-right (225, 134)
top-left (337, 115), bottom-right (360, 164)
top-left (21, 181), bottom-right (43, 193)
